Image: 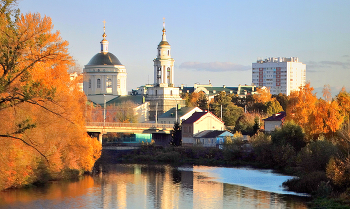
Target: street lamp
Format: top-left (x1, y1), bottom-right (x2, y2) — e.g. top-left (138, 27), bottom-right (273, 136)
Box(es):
top-left (172, 96), bottom-right (178, 123)
top-left (103, 94), bottom-right (106, 127)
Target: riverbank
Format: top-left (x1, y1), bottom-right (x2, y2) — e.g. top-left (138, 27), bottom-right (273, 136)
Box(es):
top-left (95, 145), bottom-right (350, 208)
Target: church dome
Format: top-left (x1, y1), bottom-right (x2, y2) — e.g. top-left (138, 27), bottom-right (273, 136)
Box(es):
top-left (87, 52), bottom-right (122, 65)
top-left (159, 40), bottom-right (169, 45)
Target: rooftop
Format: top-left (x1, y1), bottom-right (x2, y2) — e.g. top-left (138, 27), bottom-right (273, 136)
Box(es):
top-left (263, 111), bottom-right (286, 121)
top-left (87, 52), bottom-right (122, 66)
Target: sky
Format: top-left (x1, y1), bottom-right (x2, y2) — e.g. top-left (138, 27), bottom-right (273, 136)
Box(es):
top-left (18, 0), bottom-right (350, 97)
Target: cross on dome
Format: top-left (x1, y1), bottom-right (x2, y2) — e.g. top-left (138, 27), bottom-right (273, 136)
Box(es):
top-left (102, 20), bottom-right (107, 39)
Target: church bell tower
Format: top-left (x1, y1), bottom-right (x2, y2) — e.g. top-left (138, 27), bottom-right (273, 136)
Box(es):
top-left (153, 18), bottom-right (175, 87)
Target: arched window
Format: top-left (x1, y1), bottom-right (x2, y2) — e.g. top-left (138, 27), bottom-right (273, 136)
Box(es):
top-left (97, 79), bottom-right (101, 88)
top-left (168, 50), bottom-right (169, 56)
top-left (88, 79), bottom-right (91, 88)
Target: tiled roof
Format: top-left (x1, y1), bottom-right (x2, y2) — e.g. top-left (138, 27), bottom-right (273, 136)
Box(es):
top-left (263, 111), bottom-right (286, 121)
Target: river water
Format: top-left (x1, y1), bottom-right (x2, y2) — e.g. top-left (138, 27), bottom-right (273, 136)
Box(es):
top-left (0, 164), bottom-right (309, 209)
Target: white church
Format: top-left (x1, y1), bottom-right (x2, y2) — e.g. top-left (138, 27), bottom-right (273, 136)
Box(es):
top-left (83, 20), bottom-right (184, 121)
top-left (83, 21), bottom-right (127, 104)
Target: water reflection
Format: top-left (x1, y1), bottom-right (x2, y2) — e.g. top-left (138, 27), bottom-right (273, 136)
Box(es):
top-left (0, 164), bottom-right (309, 209)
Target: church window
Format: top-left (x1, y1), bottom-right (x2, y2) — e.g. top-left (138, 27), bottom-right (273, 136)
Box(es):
top-left (97, 79), bottom-right (101, 88)
top-left (170, 90), bottom-right (173, 96)
top-left (155, 90), bottom-right (157, 96)
top-left (117, 79), bottom-right (120, 88)
top-left (106, 78), bottom-right (112, 88)
top-left (158, 50), bottom-right (160, 56)
top-left (88, 79), bottom-right (91, 88)
top-left (167, 67), bottom-right (170, 72)
top-left (168, 50), bottom-right (169, 56)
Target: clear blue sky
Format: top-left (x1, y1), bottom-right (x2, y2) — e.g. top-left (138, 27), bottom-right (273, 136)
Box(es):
top-left (18, 0), bottom-right (350, 97)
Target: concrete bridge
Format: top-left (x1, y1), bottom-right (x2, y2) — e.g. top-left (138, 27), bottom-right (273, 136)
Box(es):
top-left (86, 122), bottom-right (173, 143)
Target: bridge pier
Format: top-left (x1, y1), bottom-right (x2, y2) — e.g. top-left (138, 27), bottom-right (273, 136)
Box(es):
top-left (98, 133), bottom-right (103, 144)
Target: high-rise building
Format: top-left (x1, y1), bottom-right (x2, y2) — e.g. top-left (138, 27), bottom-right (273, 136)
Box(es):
top-left (252, 57), bottom-right (306, 95)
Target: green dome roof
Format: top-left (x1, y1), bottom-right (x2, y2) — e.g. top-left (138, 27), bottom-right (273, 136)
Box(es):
top-left (87, 52), bottom-right (122, 65)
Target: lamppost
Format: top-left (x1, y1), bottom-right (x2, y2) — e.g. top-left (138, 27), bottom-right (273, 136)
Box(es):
top-left (103, 94), bottom-right (106, 127)
top-left (172, 96), bottom-right (178, 123)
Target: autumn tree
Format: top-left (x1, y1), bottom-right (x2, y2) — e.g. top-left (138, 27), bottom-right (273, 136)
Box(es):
top-left (253, 87), bottom-right (272, 104)
top-left (287, 83), bottom-right (344, 140)
top-left (286, 83), bottom-right (318, 135)
top-left (114, 101), bottom-right (138, 123)
top-left (336, 87), bottom-right (350, 122)
top-left (0, 1), bottom-right (101, 190)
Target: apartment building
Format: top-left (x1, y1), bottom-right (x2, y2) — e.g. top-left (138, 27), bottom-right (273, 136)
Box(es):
top-left (252, 57), bottom-right (306, 95)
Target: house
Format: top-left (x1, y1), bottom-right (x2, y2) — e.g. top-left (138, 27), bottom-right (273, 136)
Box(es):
top-left (158, 106), bottom-right (203, 125)
top-left (182, 111), bottom-right (225, 146)
top-left (193, 130), bottom-right (234, 148)
top-left (263, 111), bottom-right (286, 132)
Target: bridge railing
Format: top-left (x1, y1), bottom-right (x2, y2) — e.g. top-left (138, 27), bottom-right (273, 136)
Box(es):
top-left (86, 122), bottom-right (173, 129)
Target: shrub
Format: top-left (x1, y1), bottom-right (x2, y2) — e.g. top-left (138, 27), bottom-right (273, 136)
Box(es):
top-left (156, 151), bottom-right (181, 163)
top-left (282, 171), bottom-right (328, 194)
top-left (272, 121), bottom-right (306, 152)
top-left (326, 156), bottom-right (350, 188)
top-left (297, 140), bottom-right (339, 172)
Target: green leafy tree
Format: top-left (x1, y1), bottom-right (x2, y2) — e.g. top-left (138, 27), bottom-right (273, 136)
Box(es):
top-left (170, 122), bottom-right (181, 146)
top-left (197, 91), bottom-right (208, 110)
top-left (266, 99), bottom-right (283, 116)
top-left (272, 93), bottom-right (289, 111)
top-left (210, 92), bottom-right (243, 127)
top-left (272, 120), bottom-right (306, 152)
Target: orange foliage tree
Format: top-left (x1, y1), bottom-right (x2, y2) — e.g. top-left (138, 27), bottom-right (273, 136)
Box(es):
top-left (287, 83), bottom-right (344, 140)
top-left (0, 2), bottom-right (101, 190)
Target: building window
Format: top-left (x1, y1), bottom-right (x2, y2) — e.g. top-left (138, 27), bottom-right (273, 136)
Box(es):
top-left (106, 78), bottom-right (112, 88)
top-left (88, 79), bottom-right (91, 88)
top-left (168, 50), bottom-right (169, 56)
top-left (97, 79), bottom-right (101, 88)
top-left (117, 79), bottom-right (120, 88)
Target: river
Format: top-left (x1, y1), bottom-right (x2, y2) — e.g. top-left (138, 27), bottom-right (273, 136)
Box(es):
top-left (0, 164), bottom-right (310, 209)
